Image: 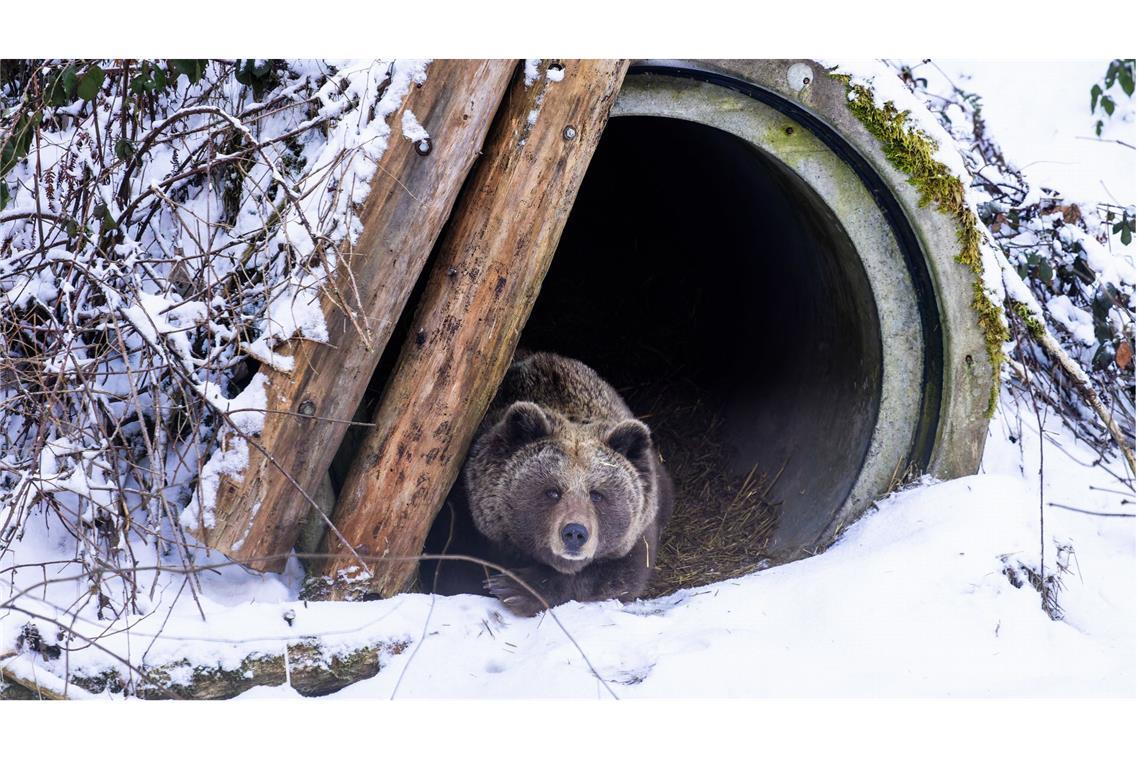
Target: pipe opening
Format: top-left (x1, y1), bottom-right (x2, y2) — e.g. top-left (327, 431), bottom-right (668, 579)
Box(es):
top-left (526, 116), bottom-right (882, 591)
top-left (422, 114), bottom-right (885, 595)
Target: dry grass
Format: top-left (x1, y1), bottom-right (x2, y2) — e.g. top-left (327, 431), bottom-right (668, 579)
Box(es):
top-left (619, 376), bottom-right (780, 597)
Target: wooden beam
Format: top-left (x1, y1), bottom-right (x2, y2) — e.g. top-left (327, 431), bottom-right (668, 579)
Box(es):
top-left (194, 60), bottom-right (516, 572)
top-left (317, 60), bottom-right (630, 597)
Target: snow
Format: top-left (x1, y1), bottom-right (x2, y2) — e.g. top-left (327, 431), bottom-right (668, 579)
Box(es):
top-left (401, 109), bottom-right (430, 144)
top-left (1045, 295), bottom-right (1097, 346)
top-left (0, 59), bottom-right (1134, 702)
top-left (939, 61), bottom-right (1136, 207)
top-left (1, 388), bottom-right (1132, 698)
top-left (523, 59), bottom-right (541, 87)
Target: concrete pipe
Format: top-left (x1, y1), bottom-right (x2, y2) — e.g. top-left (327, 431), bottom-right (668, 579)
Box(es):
top-left (520, 60), bottom-right (994, 562)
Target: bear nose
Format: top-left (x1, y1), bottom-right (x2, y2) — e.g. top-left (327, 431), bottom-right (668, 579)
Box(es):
top-left (560, 523), bottom-right (589, 552)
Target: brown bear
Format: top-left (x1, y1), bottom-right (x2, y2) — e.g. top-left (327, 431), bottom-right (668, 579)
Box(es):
top-left (420, 351), bottom-right (673, 616)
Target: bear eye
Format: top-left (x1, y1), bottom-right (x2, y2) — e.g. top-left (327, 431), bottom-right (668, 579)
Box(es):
top-left (545, 488), bottom-right (561, 501)
top-left (589, 490), bottom-right (605, 504)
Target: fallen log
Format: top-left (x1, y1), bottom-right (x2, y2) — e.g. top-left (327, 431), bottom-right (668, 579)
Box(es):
top-left (317, 59), bottom-right (630, 597)
top-left (195, 60), bottom-right (517, 572)
top-left (1, 639), bottom-right (408, 700)
top-left (1, 655), bottom-right (93, 700)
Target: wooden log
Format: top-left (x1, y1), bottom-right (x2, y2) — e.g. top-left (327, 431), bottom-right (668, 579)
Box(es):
top-left (317, 59), bottom-right (630, 597)
top-left (1, 656), bottom-right (94, 700)
top-left (2, 639), bottom-right (408, 699)
top-left (195, 60), bottom-right (517, 572)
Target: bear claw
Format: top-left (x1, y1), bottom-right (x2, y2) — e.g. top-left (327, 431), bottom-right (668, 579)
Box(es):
top-left (484, 573), bottom-right (547, 617)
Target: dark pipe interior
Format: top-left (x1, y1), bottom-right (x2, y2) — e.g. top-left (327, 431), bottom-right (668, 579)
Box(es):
top-left (420, 115), bottom-right (883, 593)
top-left (525, 116), bottom-right (882, 558)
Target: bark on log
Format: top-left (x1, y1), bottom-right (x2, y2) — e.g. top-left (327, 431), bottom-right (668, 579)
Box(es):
top-left (317, 60), bottom-right (630, 597)
top-left (194, 60), bottom-right (516, 572)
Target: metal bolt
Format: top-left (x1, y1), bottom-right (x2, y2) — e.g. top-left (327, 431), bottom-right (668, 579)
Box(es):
top-left (562, 125), bottom-right (577, 141)
top-left (786, 63), bottom-right (814, 93)
top-left (415, 137), bottom-right (432, 156)
top-left (298, 399), bottom-right (316, 417)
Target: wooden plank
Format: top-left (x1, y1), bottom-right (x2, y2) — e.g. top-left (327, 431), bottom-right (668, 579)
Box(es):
top-left (317, 59), bottom-right (630, 597)
top-left (194, 60), bottom-right (517, 571)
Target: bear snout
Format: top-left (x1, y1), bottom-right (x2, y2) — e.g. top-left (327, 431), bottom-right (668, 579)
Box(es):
top-left (560, 522), bottom-right (590, 553)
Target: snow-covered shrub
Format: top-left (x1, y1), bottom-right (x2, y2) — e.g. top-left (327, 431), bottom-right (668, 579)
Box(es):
top-left (1, 59), bottom-right (423, 615)
top-left (895, 60), bottom-right (1135, 471)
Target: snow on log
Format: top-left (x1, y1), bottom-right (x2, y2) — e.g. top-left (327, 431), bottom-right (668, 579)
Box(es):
top-left (316, 60), bottom-right (630, 597)
top-left (1, 639), bottom-right (408, 700)
top-left (195, 61), bottom-right (517, 571)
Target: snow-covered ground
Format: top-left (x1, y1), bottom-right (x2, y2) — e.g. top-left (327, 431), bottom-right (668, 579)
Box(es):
top-left (1, 60), bottom-right (1134, 701)
top-left (2, 387), bottom-right (1131, 698)
top-left (281, 390), bottom-right (1135, 697)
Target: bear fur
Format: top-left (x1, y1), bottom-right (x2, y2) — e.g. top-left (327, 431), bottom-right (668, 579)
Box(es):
top-left (420, 351), bottom-right (673, 616)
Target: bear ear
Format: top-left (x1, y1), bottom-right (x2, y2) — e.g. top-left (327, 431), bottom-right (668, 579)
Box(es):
top-left (605, 419), bottom-right (653, 474)
top-left (494, 401), bottom-right (553, 452)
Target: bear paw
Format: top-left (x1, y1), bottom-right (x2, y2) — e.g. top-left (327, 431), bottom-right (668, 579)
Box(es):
top-left (484, 571), bottom-right (549, 617)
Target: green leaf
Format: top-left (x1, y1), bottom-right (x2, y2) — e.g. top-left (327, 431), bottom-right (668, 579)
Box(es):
top-left (92, 200), bottom-right (116, 229)
top-left (0, 110), bottom-right (41, 176)
top-left (1115, 220), bottom-right (1134, 246)
top-left (153, 67), bottom-right (168, 90)
top-left (0, 182), bottom-right (10, 212)
top-left (1120, 67), bottom-right (1134, 96)
top-left (115, 138), bottom-right (135, 161)
top-left (1095, 119), bottom-right (1104, 137)
top-left (1102, 95), bottom-right (1116, 116)
top-left (1036, 260), bottom-right (1054, 282)
top-left (234, 59), bottom-right (254, 86)
top-left (77, 65), bottom-right (105, 101)
top-left (1090, 83), bottom-right (1103, 113)
top-left (1093, 320), bottom-right (1114, 343)
top-left (46, 65), bottom-right (80, 106)
top-left (61, 66), bottom-right (77, 98)
top-left (172, 59), bottom-right (207, 84)
top-left (46, 75), bottom-right (67, 106)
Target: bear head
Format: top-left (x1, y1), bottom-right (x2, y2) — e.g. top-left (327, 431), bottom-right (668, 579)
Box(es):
top-left (465, 401), bottom-right (659, 575)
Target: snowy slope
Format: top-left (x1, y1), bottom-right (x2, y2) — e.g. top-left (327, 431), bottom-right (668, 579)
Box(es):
top-left (2, 387), bottom-right (1131, 698)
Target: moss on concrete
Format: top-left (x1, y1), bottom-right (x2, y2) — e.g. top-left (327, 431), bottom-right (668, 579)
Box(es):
top-left (835, 76), bottom-right (1008, 416)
